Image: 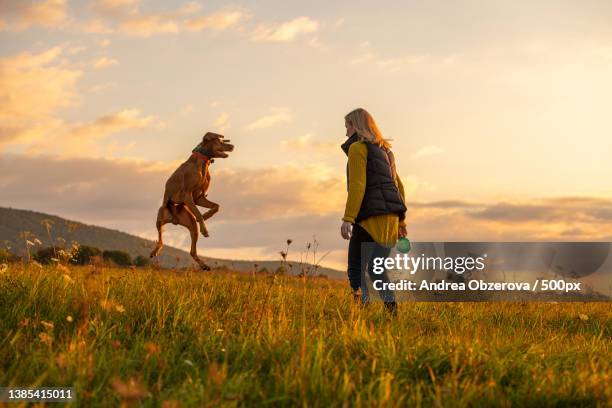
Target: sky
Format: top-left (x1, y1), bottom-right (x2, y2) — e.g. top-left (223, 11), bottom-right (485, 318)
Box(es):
top-left (1, 0), bottom-right (612, 270)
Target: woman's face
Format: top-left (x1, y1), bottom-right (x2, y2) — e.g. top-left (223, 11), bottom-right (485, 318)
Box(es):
top-left (345, 119), bottom-right (355, 137)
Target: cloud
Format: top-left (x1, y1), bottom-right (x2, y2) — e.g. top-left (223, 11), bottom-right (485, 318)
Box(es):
top-left (0, 46), bottom-right (79, 118)
top-left (89, 0), bottom-right (139, 18)
top-left (0, 0), bottom-right (68, 29)
top-left (2, 153), bottom-right (612, 267)
top-left (251, 16), bottom-right (318, 43)
top-left (0, 152), bottom-right (349, 268)
top-left (64, 109), bottom-right (153, 138)
top-left (176, 2), bottom-right (202, 16)
top-left (0, 154), bottom-right (346, 255)
top-left (0, 46), bottom-right (156, 156)
top-left (117, 14), bottom-right (179, 36)
top-left (410, 200), bottom-right (478, 209)
top-left (184, 10), bottom-right (245, 32)
top-left (79, 18), bottom-right (114, 34)
top-left (213, 112), bottom-right (230, 132)
top-left (28, 109), bottom-right (156, 156)
top-left (307, 37), bottom-right (325, 49)
top-left (465, 198), bottom-right (612, 224)
top-left (88, 82), bottom-right (115, 94)
top-left (245, 108), bottom-right (292, 130)
top-left (209, 164), bottom-right (344, 220)
top-left (88, 0), bottom-right (247, 37)
top-left (281, 134), bottom-right (336, 151)
top-left (411, 145), bottom-right (445, 159)
top-left (0, 154), bottom-right (344, 220)
top-left (92, 56), bottom-right (119, 68)
top-left (68, 45), bottom-right (88, 55)
top-left (0, 154), bottom-right (172, 229)
top-left (403, 197), bottom-right (612, 241)
top-left (0, 46), bottom-right (81, 147)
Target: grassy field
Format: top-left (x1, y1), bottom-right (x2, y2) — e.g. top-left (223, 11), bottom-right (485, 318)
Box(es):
top-left (1, 264), bottom-right (610, 407)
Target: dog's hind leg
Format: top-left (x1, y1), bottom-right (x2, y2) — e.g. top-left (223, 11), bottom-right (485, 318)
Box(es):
top-left (150, 206), bottom-right (172, 258)
top-left (175, 209), bottom-right (210, 271)
top-left (195, 196), bottom-right (219, 221)
top-left (184, 195), bottom-right (209, 238)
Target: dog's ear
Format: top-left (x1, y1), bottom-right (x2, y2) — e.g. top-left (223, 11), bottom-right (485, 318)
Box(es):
top-left (203, 132), bottom-right (224, 142)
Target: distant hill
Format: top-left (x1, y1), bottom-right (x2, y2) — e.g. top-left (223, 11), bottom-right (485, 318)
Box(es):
top-left (0, 207), bottom-right (344, 278)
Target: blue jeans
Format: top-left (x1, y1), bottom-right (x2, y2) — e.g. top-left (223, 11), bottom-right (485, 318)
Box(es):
top-left (347, 223), bottom-right (396, 303)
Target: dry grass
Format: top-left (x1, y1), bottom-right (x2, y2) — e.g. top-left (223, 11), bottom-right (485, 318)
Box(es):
top-left (1, 264), bottom-right (610, 407)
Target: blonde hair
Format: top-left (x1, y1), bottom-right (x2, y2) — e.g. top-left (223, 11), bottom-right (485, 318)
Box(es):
top-left (344, 108), bottom-right (391, 149)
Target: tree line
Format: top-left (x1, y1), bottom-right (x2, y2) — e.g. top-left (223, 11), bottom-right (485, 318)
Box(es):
top-left (0, 245), bottom-right (150, 267)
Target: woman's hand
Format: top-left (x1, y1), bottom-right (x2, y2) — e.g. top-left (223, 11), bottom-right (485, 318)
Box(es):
top-left (341, 221), bottom-right (353, 240)
top-left (398, 225), bottom-right (407, 238)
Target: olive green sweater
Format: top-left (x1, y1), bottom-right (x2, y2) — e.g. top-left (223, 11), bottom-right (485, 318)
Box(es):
top-left (342, 141), bottom-right (407, 247)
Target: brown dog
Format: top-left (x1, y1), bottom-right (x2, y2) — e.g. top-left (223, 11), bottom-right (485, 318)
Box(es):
top-left (150, 132), bottom-right (234, 270)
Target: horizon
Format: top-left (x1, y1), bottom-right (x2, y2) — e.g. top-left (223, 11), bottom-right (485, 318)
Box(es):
top-left (1, 0), bottom-right (612, 270)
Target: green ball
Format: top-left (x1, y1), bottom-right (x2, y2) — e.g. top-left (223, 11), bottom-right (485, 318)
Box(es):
top-left (397, 237), bottom-right (411, 254)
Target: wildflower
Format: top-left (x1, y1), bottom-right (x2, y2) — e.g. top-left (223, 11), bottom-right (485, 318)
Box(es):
top-left (56, 353), bottom-right (67, 369)
top-left (38, 332), bottom-right (53, 346)
top-left (0, 263), bottom-right (7, 274)
top-left (100, 300), bottom-right (112, 312)
top-left (578, 313), bottom-right (589, 321)
top-left (280, 251), bottom-right (287, 260)
top-left (287, 239), bottom-right (293, 245)
top-left (41, 321), bottom-right (54, 330)
top-left (145, 342), bottom-right (160, 355)
top-left (66, 315), bottom-right (73, 322)
top-left (110, 377), bottom-right (150, 402)
top-left (208, 363), bottom-right (227, 385)
top-left (100, 299), bottom-right (125, 313)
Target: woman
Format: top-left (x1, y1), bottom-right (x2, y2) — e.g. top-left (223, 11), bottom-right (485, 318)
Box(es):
top-left (340, 108), bottom-right (407, 313)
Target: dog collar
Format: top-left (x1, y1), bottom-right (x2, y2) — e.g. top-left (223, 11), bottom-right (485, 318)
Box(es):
top-left (192, 143), bottom-right (213, 162)
top-left (191, 151), bottom-right (210, 162)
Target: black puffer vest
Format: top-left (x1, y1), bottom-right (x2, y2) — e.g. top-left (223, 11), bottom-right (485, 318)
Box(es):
top-left (341, 133), bottom-right (407, 223)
